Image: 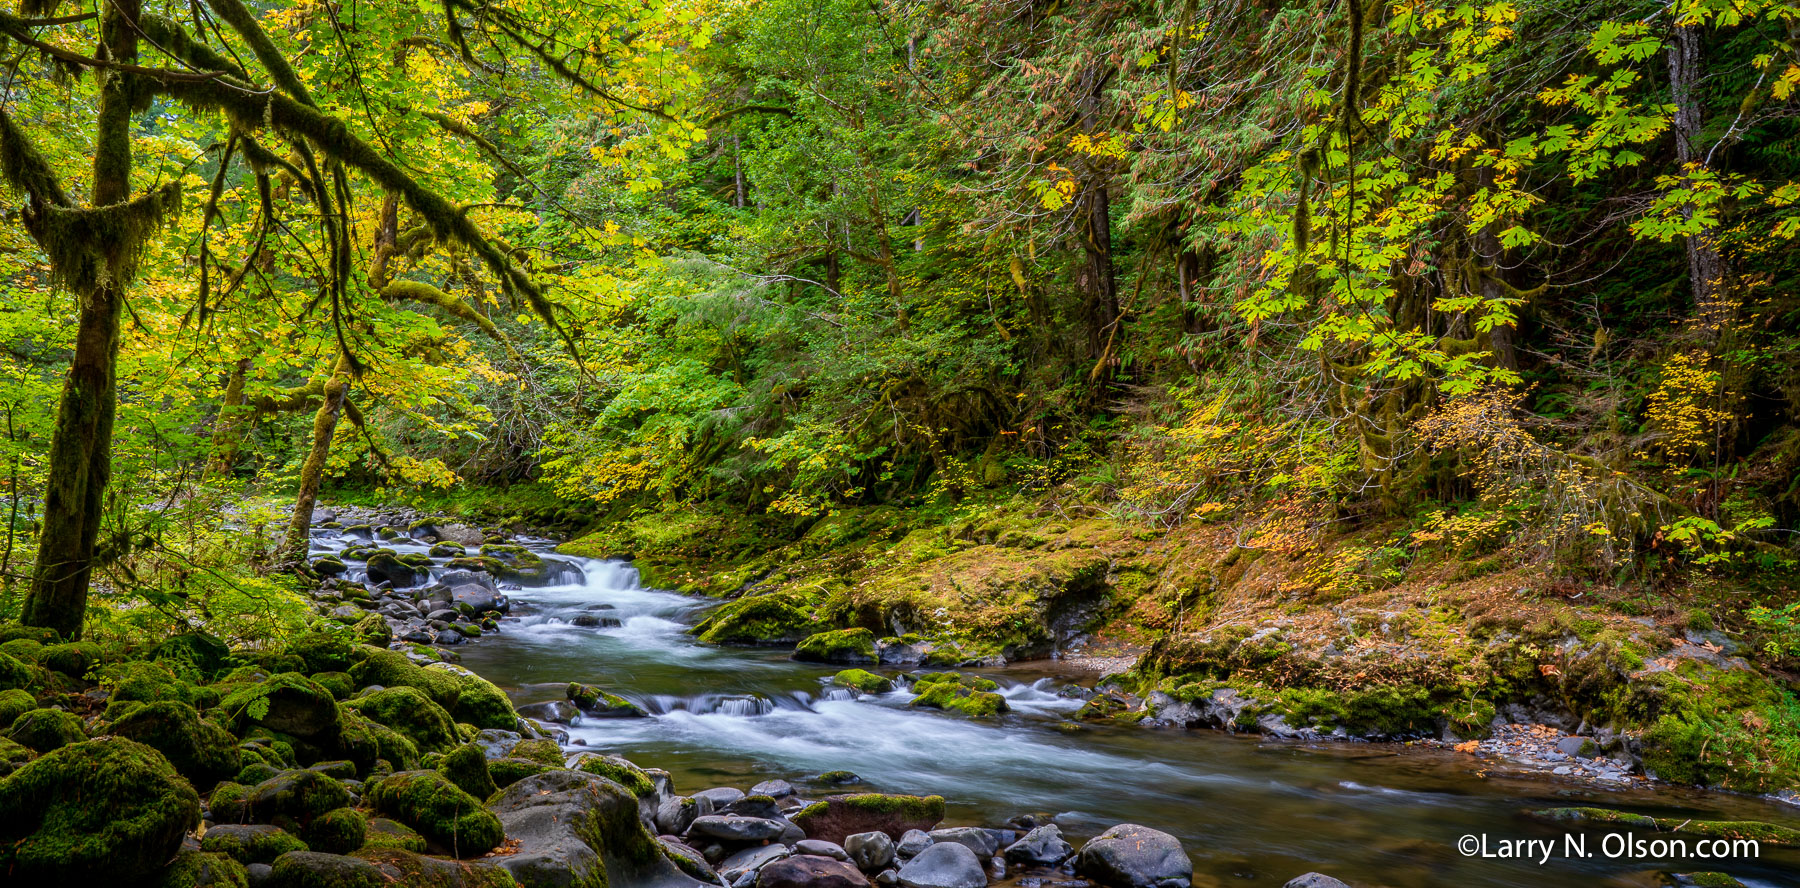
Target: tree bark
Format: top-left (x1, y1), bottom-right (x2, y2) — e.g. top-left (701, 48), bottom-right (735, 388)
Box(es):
top-left (205, 356), bottom-right (254, 480)
top-left (1668, 22), bottom-right (1729, 331)
top-left (282, 354), bottom-right (352, 562)
top-left (1081, 178), bottom-right (1120, 370)
top-left (23, 0), bottom-right (141, 640)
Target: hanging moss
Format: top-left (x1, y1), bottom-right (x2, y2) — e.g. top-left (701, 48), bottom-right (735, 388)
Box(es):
top-left (29, 181), bottom-right (182, 296)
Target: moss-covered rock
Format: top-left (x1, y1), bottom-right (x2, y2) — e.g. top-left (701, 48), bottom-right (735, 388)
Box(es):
top-left (0, 687), bottom-right (36, 726)
top-left (304, 807), bottom-right (367, 855)
top-left (362, 817), bottom-right (427, 853)
top-left (510, 737), bottom-right (564, 767)
top-left (693, 591), bottom-right (817, 645)
top-left (285, 631), bottom-right (357, 675)
top-left (352, 846), bottom-right (519, 886)
top-left (1531, 807), bottom-right (1800, 847)
top-left (107, 700), bottom-right (241, 788)
top-left (220, 673), bottom-right (342, 742)
top-left (907, 673), bottom-right (1008, 717)
top-left (436, 742), bottom-right (497, 800)
top-left (267, 850), bottom-right (386, 888)
top-left (151, 633), bottom-right (232, 677)
top-left (0, 737), bottom-right (202, 880)
top-left (344, 686), bottom-right (459, 754)
top-left (9, 707), bottom-right (87, 751)
top-left (0, 651), bottom-right (37, 691)
top-left (366, 552), bottom-right (423, 588)
top-left (41, 641), bottom-right (101, 678)
top-left (313, 671), bottom-right (354, 701)
top-left (833, 669), bottom-right (893, 694)
top-left (566, 682), bottom-right (647, 718)
top-left (347, 650), bottom-right (516, 730)
top-left (210, 769), bottom-right (352, 835)
top-left (102, 660), bottom-right (204, 708)
top-left (487, 756), bottom-right (552, 790)
top-left (570, 751), bottom-right (654, 796)
top-left (790, 793), bottom-right (946, 846)
top-left (795, 628), bottom-right (878, 665)
top-left (368, 770), bottom-right (504, 858)
top-left (152, 848), bottom-right (250, 887)
top-left (201, 823), bottom-right (309, 865)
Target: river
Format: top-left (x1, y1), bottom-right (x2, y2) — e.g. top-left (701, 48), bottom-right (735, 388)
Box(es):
top-left (314, 528), bottom-right (1800, 887)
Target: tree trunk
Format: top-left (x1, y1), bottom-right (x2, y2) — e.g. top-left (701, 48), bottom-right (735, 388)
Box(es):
top-left (1081, 178), bottom-right (1120, 370)
top-left (205, 356), bottom-right (254, 480)
top-left (1668, 22), bottom-right (1729, 331)
top-left (23, 0), bottom-right (141, 640)
top-left (282, 354), bottom-right (352, 562)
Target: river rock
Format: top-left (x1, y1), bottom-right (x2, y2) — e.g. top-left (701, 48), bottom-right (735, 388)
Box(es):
top-left (658, 796), bottom-right (703, 835)
top-left (694, 787), bottom-right (747, 808)
top-left (927, 827), bottom-right (999, 858)
top-left (796, 840), bottom-right (851, 860)
top-left (752, 779), bottom-right (797, 798)
top-left (491, 769), bottom-right (705, 888)
top-left (1075, 825), bottom-right (1192, 888)
top-left (450, 583), bottom-right (505, 614)
top-left (0, 737), bottom-right (202, 881)
top-left (896, 841), bottom-right (986, 888)
top-left (366, 553), bottom-right (421, 589)
top-left (474, 728), bottom-right (521, 760)
top-left (1284, 875), bottom-right (1352, 888)
top-left (896, 830), bottom-right (932, 859)
top-left (689, 814), bottom-right (790, 842)
top-left (1004, 824), bottom-right (1073, 866)
top-left (213, 769), bottom-right (352, 835)
top-left (846, 831), bottom-right (895, 872)
top-left (516, 700), bottom-right (581, 725)
top-left (724, 794), bottom-right (786, 820)
top-left (718, 843), bottom-right (792, 883)
top-left (268, 851), bottom-right (384, 888)
top-left (760, 854), bottom-right (872, 888)
top-left (793, 794), bottom-right (945, 846)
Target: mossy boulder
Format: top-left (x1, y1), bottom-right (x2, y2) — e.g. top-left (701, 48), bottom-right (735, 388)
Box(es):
top-left (488, 769), bottom-right (683, 888)
top-left (9, 707), bottom-right (87, 751)
top-left (833, 669), bottom-right (893, 694)
top-left (366, 552), bottom-right (423, 588)
top-left (304, 807), bottom-right (367, 854)
top-left (907, 673), bottom-right (1008, 717)
top-left (152, 848), bottom-right (251, 887)
top-left (221, 673), bottom-right (342, 742)
top-left (487, 756), bottom-right (552, 790)
top-left (347, 650), bottom-right (516, 730)
top-left (1531, 807), bottom-right (1800, 847)
top-left (436, 742), bottom-right (497, 800)
top-left (0, 687), bottom-right (36, 726)
top-left (0, 651), bottom-right (37, 691)
top-left (368, 770), bottom-right (504, 858)
top-left (566, 682), bottom-right (647, 718)
top-left (363, 817), bottom-right (427, 853)
top-left (693, 591), bottom-right (816, 645)
top-left (511, 737), bottom-right (564, 767)
top-left (151, 633), bottom-right (232, 677)
top-left (267, 850), bottom-right (386, 888)
top-left (41, 641), bottom-right (102, 678)
top-left (570, 751), bottom-right (655, 796)
top-left (351, 846), bottom-right (519, 886)
top-left (795, 628), bottom-right (878, 665)
top-left (312, 556), bottom-right (348, 577)
top-left (210, 769), bottom-right (352, 835)
top-left (102, 660), bottom-right (204, 707)
top-left (107, 700), bottom-right (242, 788)
top-left (285, 631), bottom-right (357, 675)
top-left (201, 823), bottom-right (309, 865)
top-left (0, 737), bottom-right (202, 880)
top-left (790, 793), bottom-right (946, 846)
top-left (344, 686), bottom-right (459, 754)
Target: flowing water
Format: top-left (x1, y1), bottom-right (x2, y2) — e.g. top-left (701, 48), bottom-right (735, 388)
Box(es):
top-left (316, 530), bottom-right (1800, 887)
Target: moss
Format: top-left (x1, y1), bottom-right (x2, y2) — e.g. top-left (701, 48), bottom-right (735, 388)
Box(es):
top-left (9, 707), bottom-right (87, 751)
top-left (210, 769), bottom-right (351, 835)
top-left (266, 850), bottom-right (386, 888)
top-left (572, 752), bottom-right (655, 796)
top-left (219, 673), bottom-right (342, 742)
top-left (344, 686), bottom-right (458, 754)
top-left (0, 737), bottom-right (202, 880)
top-left (234, 761), bottom-right (283, 785)
top-left (106, 700), bottom-right (242, 788)
top-left (0, 639), bottom-right (40, 662)
top-left (367, 770), bottom-right (503, 858)
top-left (312, 557), bottom-right (348, 577)
top-left (435, 742), bottom-right (496, 800)
top-left (304, 807), bottom-right (367, 854)
top-left (151, 849), bottom-right (250, 888)
top-left (362, 817), bottom-right (427, 853)
top-left (907, 673), bottom-right (1007, 717)
top-left (41, 641), bottom-right (101, 678)
top-left (0, 651), bottom-right (37, 691)
top-left (346, 650), bottom-right (516, 730)
top-left (795, 628), bottom-right (877, 664)
top-left (510, 738), bottom-right (564, 767)
top-left (1672, 874), bottom-right (1747, 888)
top-left (0, 687), bottom-right (35, 726)
top-left (313, 672), bottom-right (355, 701)
top-left (285, 631), bottom-right (357, 675)
top-left (350, 846), bottom-right (518, 887)
top-left (566, 682), bottom-right (646, 717)
top-left (692, 590), bottom-right (816, 645)
top-left (429, 543), bottom-right (466, 558)
top-left (201, 824), bottom-right (309, 865)
top-left (445, 556), bottom-right (505, 575)
top-left (486, 756), bottom-right (551, 789)
top-left (833, 669), bottom-right (894, 694)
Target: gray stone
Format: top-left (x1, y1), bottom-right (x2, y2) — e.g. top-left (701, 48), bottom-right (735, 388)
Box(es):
top-left (751, 779), bottom-right (797, 798)
top-left (718, 844), bottom-right (792, 883)
top-left (474, 728), bottom-right (521, 760)
top-left (658, 796), bottom-right (701, 836)
top-left (1075, 825), bottom-right (1191, 888)
top-left (875, 870), bottom-right (898, 888)
top-left (694, 787), bottom-right (747, 808)
top-left (689, 814), bottom-right (789, 842)
top-left (759, 854), bottom-right (872, 888)
top-left (1004, 824), bottom-right (1073, 866)
top-left (1554, 736), bottom-right (1597, 758)
top-left (896, 829), bottom-right (933, 859)
top-left (846, 830), bottom-right (896, 872)
top-left (516, 700), bottom-right (582, 725)
top-left (1284, 875), bottom-right (1352, 888)
top-left (490, 769), bottom-right (705, 888)
top-left (796, 840), bottom-right (850, 860)
top-left (896, 842), bottom-right (986, 888)
top-left (245, 862), bottom-right (272, 887)
top-left (450, 584), bottom-right (505, 613)
top-left (926, 827), bottom-right (998, 858)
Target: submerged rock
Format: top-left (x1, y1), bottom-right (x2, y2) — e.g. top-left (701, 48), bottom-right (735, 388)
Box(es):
top-left (1284, 874), bottom-right (1353, 888)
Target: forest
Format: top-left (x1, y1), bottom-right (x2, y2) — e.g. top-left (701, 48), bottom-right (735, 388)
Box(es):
top-left (1, 0), bottom-right (1799, 885)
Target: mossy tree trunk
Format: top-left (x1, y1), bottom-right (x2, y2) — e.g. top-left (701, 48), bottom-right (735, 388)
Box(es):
top-left (1668, 22), bottom-right (1729, 333)
top-left (281, 354), bottom-right (352, 562)
top-left (22, 0), bottom-right (142, 640)
top-left (204, 356), bottom-right (254, 480)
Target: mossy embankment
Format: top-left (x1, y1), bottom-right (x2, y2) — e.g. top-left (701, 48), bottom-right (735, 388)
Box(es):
top-left (559, 498), bottom-right (1800, 794)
